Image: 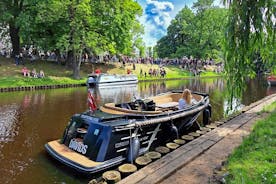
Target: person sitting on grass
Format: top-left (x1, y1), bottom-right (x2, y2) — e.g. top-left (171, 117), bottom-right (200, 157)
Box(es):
top-left (38, 70), bottom-right (45, 78)
top-left (32, 68), bottom-right (38, 78)
top-left (21, 67), bottom-right (30, 77)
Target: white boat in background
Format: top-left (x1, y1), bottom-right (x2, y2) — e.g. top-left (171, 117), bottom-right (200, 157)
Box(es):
top-left (87, 73), bottom-right (138, 87)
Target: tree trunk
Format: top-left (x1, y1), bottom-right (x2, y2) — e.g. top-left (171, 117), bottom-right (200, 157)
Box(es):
top-left (9, 23), bottom-right (20, 56)
top-left (55, 49), bottom-right (61, 65)
top-left (72, 54), bottom-right (81, 79)
top-left (68, 50), bottom-right (80, 79)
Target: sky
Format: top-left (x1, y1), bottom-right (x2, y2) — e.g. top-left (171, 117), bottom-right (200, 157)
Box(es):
top-left (136, 0), bottom-right (222, 47)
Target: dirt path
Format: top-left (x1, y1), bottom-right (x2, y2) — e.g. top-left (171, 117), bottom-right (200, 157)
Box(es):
top-left (118, 94), bottom-right (276, 184)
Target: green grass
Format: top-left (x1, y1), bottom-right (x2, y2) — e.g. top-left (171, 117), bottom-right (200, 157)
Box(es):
top-left (0, 76), bottom-right (85, 87)
top-left (225, 102), bottom-right (276, 184)
top-left (0, 57), bottom-right (221, 88)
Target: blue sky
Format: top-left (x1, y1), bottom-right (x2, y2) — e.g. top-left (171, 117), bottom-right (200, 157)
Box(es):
top-left (136, 0), bottom-right (221, 47)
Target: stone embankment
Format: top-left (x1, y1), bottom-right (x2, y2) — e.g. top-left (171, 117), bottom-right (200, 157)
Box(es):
top-left (117, 93), bottom-right (276, 184)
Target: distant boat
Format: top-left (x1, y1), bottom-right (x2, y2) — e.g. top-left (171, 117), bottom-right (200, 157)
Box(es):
top-left (87, 73), bottom-right (138, 87)
top-left (267, 75), bottom-right (276, 86)
top-left (45, 91), bottom-right (211, 173)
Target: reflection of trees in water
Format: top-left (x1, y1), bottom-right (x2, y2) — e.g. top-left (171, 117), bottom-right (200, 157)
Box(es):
top-left (241, 77), bottom-right (267, 106)
top-left (266, 86), bottom-right (276, 96)
top-left (139, 78), bottom-right (225, 96)
top-left (0, 104), bottom-right (20, 143)
top-left (186, 78), bottom-right (225, 93)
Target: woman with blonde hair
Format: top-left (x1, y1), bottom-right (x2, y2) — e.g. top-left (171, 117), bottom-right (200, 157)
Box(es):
top-left (178, 89), bottom-right (192, 109)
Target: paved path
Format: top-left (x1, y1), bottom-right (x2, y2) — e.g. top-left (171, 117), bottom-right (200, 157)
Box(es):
top-left (118, 93), bottom-right (276, 184)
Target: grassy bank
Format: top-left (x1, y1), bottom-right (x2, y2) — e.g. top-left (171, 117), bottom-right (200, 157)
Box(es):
top-left (225, 102), bottom-right (276, 184)
top-left (0, 57), bottom-right (221, 88)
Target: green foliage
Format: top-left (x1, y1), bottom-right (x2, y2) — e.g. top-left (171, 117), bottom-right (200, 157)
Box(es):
top-left (225, 102), bottom-right (276, 184)
top-left (89, 0), bottom-right (142, 55)
top-left (223, 0), bottom-right (276, 100)
top-left (0, 0), bottom-right (143, 79)
top-left (155, 1), bottom-right (228, 60)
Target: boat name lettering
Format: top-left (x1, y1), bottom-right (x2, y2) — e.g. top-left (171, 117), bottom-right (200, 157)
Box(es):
top-left (69, 139), bottom-right (88, 154)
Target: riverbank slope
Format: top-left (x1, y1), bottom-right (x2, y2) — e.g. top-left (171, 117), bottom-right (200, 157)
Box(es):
top-left (0, 57), bottom-right (221, 89)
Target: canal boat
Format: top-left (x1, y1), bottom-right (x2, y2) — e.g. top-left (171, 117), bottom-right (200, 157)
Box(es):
top-left (87, 73), bottom-right (138, 87)
top-left (267, 75), bottom-right (276, 86)
top-left (45, 91), bottom-right (211, 173)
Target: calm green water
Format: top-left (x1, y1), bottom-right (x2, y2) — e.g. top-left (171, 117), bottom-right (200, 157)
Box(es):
top-left (0, 77), bottom-right (274, 184)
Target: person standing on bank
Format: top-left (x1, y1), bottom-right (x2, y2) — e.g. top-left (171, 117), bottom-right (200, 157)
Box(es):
top-left (178, 89), bottom-right (192, 109)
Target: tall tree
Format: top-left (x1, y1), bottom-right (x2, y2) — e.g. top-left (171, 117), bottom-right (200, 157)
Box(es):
top-left (155, 1), bottom-right (227, 60)
top-left (20, 0), bottom-right (142, 79)
top-left (224, 0), bottom-right (276, 99)
top-left (0, 0), bottom-right (34, 56)
top-left (90, 0), bottom-right (142, 55)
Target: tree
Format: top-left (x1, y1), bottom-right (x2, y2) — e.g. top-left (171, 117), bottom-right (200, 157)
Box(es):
top-left (90, 0), bottom-right (142, 55)
top-left (131, 20), bottom-right (146, 57)
top-left (19, 0), bottom-right (142, 79)
top-left (0, 0), bottom-right (36, 56)
top-left (155, 1), bottom-right (227, 60)
top-left (224, 0), bottom-right (276, 99)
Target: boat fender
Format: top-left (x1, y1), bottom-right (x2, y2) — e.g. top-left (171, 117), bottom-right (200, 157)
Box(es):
top-left (203, 109), bottom-right (210, 125)
top-left (127, 136), bottom-right (140, 163)
top-left (170, 123), bottom-right (179, 139)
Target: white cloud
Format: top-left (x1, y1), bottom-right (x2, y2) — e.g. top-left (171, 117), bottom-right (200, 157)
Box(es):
top-left (138, 0), bottom-right (225, 47)
top-left (140, 0), bottom-right (175, 47)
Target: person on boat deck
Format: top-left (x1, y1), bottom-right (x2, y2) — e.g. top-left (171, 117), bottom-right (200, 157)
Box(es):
top-left (179, 89), bottom-right (192, 109)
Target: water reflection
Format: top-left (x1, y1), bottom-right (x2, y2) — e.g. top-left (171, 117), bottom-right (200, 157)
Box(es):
top-left (0, 77), bottom-right (273, 184)
top-left (0, 104), bottom-right (20, 143)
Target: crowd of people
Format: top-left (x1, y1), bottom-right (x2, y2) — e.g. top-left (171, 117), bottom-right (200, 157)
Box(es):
top-left (1, 46), bottom-right (223, 78)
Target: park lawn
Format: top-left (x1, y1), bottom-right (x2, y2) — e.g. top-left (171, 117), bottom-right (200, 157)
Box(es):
top-left (0, 57), bottom-right (88, 87)
top-left (0, 76), bottom-right (86, 87)
top-left (123, 63), bottom-right (220, 80)
top-left (0, 57), bottom-right (221, 88)
top-left (225, 102), bottom-right (276, 184)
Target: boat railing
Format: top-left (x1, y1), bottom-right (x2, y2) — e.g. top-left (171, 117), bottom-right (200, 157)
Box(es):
top-left (126, 96), bottom-right (210, 127)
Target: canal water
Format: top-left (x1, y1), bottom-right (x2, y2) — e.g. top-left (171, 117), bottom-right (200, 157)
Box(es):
top-left (0, 77), bottom-right (274, 184)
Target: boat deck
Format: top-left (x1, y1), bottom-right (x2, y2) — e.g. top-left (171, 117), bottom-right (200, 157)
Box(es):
top-left (46, 140), bottom-right (101, 168)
